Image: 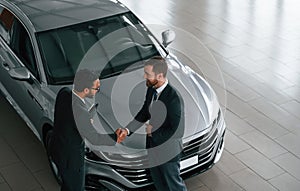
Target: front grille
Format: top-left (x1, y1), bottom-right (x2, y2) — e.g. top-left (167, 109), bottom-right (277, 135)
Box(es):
top-left (113, 115), bottom-right (221, 186)
top-left (182, 120), bottom-right (219, 162)
top-left (114, 167), bottom-right (153, 185)
top-left (87, 111), bottom-right (222, 187)
top-left (180, 110), bottom-right (221, 172)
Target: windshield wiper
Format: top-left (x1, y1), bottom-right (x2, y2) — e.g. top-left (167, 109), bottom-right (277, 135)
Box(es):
top-left (99, 70), bottom-right (122, 79)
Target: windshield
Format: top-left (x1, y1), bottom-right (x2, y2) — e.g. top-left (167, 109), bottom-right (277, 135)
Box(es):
top-left (37, 12), bottom-right (161, 84)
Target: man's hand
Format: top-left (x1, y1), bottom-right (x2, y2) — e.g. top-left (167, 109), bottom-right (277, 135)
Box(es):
top-left (146, 124), bottom-right (153, 137)
top-left (115, 128), bottom-right (128, 143)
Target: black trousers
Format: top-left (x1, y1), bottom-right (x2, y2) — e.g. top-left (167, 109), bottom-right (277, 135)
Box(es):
top-left (60, 164), bottom-right (85, 191)
top-left (150, 160), bottom-right (187, 191)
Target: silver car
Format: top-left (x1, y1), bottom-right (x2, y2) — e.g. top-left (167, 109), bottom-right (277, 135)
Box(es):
top-left (0, 0), bottom-right (226, 190)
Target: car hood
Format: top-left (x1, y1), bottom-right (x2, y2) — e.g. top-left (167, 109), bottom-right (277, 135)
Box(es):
top-left (90, 57), bottom-right (219, 152)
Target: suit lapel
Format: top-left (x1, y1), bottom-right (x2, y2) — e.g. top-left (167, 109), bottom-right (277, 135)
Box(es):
top-left (157, 84), bottom-right (171, 103)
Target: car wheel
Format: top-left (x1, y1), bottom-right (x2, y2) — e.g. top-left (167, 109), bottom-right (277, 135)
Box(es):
top-left (45, 130), bottom-right (63, 185)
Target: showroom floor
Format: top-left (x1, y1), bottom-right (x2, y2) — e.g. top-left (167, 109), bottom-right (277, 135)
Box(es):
top-left (1, 0), bottom-right (300, 190)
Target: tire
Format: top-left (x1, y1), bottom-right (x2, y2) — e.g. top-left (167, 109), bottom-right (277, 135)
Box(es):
top-left (45, 130), bottom-right (63, 185)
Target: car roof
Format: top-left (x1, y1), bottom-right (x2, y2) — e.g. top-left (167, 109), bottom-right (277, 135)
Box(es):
top-left (5, 0), bottom-right (129, 32)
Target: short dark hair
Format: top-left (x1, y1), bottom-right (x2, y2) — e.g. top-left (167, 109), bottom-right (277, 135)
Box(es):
top-left (145, 56), bottom-right (168, 77)
top-left (74, 69), bottom-right (98, 92)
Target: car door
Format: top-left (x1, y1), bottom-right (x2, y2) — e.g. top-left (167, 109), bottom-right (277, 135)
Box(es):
top-left (0, 7), bottom-right (45, 135)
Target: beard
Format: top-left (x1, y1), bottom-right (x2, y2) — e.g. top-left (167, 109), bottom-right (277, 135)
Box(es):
top-left (86, 92), bottom-right (95, 99)
top-left (146, 79), bottom-right (158, 87)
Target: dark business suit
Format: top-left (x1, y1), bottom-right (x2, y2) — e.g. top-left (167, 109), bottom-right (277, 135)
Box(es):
top-left (51, 87), bottom-right (116, 191)
top-left (72, 92), bottom-right (117, 147)
top-left (126, 84), bottom-right (186, 191)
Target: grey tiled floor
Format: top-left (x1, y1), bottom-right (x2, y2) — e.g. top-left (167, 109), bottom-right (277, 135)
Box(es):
top-left (1, 0), bottom-right (300, 190)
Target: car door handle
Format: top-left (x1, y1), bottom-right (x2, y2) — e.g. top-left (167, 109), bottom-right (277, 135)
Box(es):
top-left (2, 62), bottom-right (10, 70)
top-left (0, 55), bottom-right (9, 70)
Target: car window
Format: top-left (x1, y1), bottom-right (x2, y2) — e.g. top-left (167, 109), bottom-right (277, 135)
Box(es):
top-left (37, 12), bottom-right (159, 85)
top-left (0, 6), bottom-right (14, 43)
top-left (10, 19), bottom-right (39, 81)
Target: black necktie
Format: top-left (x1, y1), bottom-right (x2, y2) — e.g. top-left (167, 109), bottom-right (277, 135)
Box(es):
top-left (153, 90), bottom-right (158, 101)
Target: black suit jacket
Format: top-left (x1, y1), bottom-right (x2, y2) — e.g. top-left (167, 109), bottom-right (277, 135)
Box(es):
top-left (52, 87), bottom-right (84, 169)
top-left (72, 92), bottom-right (117, 147)
top-left (51, 87), bottom-right (116, 169)
top-left (126, 84), bottom-right (184, 162)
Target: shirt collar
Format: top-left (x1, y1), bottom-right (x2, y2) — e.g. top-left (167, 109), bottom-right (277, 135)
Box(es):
top-left (72, 89), bottom-right (85, 104)
top-left (155, 79), bottom-right (168, 95)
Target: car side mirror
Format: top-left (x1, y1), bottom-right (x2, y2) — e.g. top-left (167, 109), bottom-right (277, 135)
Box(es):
top-left (8, 67), bottom-right (31, 81)
top-left (162, 30), bottom-right (176, 47)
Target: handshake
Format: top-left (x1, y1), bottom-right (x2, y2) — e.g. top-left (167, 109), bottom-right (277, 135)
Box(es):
top-left (115, 124), bottom-right (153, 143)
top-left (115, 128), bottom-right (128, 143)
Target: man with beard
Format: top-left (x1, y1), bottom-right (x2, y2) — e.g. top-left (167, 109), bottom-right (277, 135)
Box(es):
top-left (52, 69), bottom-right (117, 191)
top-left (116, 56), bottom-right (187, 191)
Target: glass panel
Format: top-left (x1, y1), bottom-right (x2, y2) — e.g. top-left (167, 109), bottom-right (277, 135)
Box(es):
top-left (0, 7), bottom-right (14, 43)
top-left (37, 12), bottom-right (161, 85)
